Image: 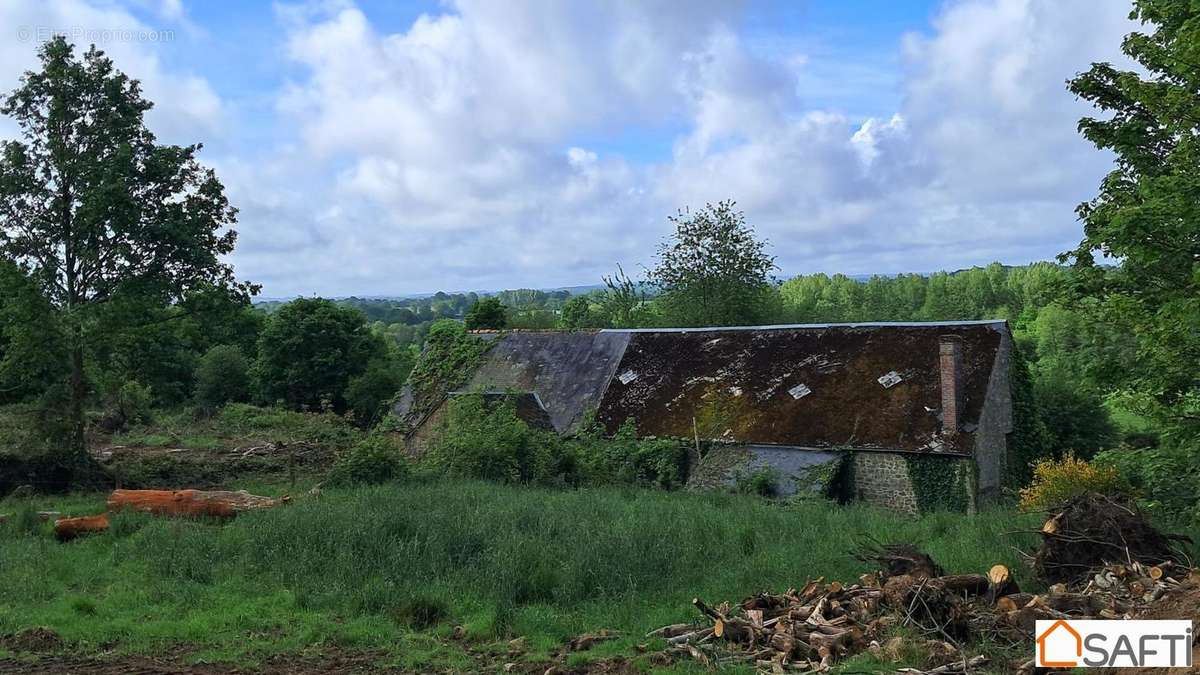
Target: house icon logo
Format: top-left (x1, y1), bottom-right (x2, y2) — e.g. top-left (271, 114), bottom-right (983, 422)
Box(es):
top-left (1037, 619), bottom-right (1082, 667)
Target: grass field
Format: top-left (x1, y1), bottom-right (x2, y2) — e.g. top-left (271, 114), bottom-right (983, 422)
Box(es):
top-left (0, 479), bottom-right (1045, 672)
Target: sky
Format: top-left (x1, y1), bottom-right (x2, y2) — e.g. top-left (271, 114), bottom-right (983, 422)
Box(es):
top-left (0, 0), bottom-right (1139, 297)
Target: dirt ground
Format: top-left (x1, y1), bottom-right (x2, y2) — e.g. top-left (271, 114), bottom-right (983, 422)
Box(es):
top-left (1097, 579), bottom-right (1200, 675)
top-left (0, 627), bottom-right (645, 675)
top-left (0, 653), bottom-right (643, 675)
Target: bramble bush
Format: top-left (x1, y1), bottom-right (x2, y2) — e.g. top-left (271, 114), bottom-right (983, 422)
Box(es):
top-left (424, 393), bottom-right (689, 490)
top-left (425, 393), bottom-right (567, 484)
top-left (328, 436), bottom-right (408, 487)
top-left (734, 466), bottom-right (781, 497)
top-left (1018, 452), bottom-right (1124, 512)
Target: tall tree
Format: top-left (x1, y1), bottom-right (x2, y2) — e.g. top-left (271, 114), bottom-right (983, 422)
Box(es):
top-left (253, 298), bottom-right (386, 412)
top-left (650, 201), bottom-right (777, 327)
top-left (0, 38), bottom-right (251, 456)
top-left (1064, 0), bottom-right (1200, 437)
top-left (464, 297), bottom-right (508, 330)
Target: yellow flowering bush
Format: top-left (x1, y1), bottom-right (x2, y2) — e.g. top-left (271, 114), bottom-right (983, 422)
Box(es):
top-left (1019, 452), bottom-right (1123, 512)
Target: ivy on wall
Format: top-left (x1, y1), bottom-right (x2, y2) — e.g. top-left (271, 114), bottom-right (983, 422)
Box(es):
top-left (392, 321), bottom-right (492, 432)
top-left (1005, 346), bottom-right (1052, 488)
top-left (904, 454), bottom-right (970, 513)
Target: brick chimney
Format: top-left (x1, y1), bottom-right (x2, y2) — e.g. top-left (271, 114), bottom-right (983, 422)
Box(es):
top-left (939, 335), bottom-right (963, 435)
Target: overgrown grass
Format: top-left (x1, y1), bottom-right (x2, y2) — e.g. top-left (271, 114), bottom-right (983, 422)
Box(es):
top-left (0, 479), bottom-right (1043, 670)
top-left (110, 403), bottom-right (363, 451)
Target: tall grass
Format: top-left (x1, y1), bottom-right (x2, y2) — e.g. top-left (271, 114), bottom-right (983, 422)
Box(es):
top-left (0, 480), bottom-right (1042, 663)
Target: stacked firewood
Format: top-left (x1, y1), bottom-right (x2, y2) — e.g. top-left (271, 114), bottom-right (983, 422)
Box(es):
top-left (652, 554), bottom-right (1194, 674)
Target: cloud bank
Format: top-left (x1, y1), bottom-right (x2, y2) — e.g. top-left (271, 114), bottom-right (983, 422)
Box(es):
top-left (0, 0), bottom-right (1137, 296)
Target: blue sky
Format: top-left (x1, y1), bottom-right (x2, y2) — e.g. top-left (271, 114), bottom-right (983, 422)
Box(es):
top-left (0, 0), bottom-right (1136, 296)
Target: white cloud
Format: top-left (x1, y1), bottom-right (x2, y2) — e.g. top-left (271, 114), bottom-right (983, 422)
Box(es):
top-left (0, 0), bottom-right (1141, 296)
top-left (0, 0), bottom-right (223, 143)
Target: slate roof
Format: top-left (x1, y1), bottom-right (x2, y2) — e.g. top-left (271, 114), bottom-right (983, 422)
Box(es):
top-left (405, 321), bottom-right (1011, 454)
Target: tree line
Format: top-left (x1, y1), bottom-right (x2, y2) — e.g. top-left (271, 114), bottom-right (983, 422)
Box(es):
top-left (1, 0), bottom-right (1196, 516)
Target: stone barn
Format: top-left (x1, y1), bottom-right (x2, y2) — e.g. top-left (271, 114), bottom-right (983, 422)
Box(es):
top-left (395, 321), bottom-right (1015, 513)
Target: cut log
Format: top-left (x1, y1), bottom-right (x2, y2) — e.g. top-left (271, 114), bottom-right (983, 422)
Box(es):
top-left (106, 489), bottom-right (288, 519)
top-left (939, 574), bottom-right (990, 597)
top-left (994, 593), bottom-right (1034, 612)
top-left (54, 514), bottom-right (110, 541)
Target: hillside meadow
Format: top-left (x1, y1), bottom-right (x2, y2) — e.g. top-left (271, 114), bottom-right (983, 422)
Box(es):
top-left (1, 479), bottom-right (1045, 673)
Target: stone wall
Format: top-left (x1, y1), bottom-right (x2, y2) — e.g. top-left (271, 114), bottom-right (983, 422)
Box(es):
top-left (852, 452), bottom-right (918, 514)
top-left (404, 399), bottom-right (449, 456)
top-left (973, 330), bottom-right (1013, 501)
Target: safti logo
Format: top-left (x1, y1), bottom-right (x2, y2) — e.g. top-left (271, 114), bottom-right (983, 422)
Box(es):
top-left (1036, 619), bottom-right (1193, 668)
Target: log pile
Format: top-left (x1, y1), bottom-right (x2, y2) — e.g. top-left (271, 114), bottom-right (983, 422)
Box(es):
top-left (652, 552), bottom-right (1195, 674)
top-left (54, 489), bottom-right (287, 541)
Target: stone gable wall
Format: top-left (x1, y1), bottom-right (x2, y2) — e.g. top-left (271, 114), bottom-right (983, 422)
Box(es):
top-left (853, 452), bottom-right (918, 514)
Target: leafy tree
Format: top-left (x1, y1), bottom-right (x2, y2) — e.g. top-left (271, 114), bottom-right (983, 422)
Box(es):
top-left (345, 354), bottom-right (412, 427)
top-left (194, 345), bottom-right (251, 410)
top-left (650, 201), bottom-right (777, 327)
top-left (600, 263), bottom-right (646, 328)
top-left (558, 295), bottom-right (593, 329)
top-left (253, 298), bottom-right (386, 412)
top-left (0, 38), bottom-right (252, 456)
top-left (464, 297), bottom-right (508, 330)
top-left (0, 260), bottom-right (65, 402)
top-left (1033, 368), bottom-right (1117, 459)
top-left (1065, 1), bottom-right (1200, 437)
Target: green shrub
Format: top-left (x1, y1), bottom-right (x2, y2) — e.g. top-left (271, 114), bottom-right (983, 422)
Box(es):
top-left (1094, 443), bottom-right (1199, 523)
top-left (424, 393), bottom-right (567, 484)
top-left (328, 436), bottom-right (408, 487)
top-left (216, 403), bottom-right (360, 448)
top-left (344, 359), bottom-right (406, 428)
top-left (734, 466), bottom-right (781, 497)
top-left (574, 421), bottom-right (689, 489)
top-left (194, 345), bottom-right (250, 409)
top-left (115, 380), bottom-right (154, 425)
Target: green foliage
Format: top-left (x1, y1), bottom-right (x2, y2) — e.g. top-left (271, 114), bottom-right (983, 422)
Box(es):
top-left (328, 436), bottom-right (408, 487)
top-left (344, 357), bottom-right (409, 428)
top-left (1064, 1), bottom-right (1200, 440)
top-left (1032, 369), bottom-right (1116, 459)
top-left (1006, 347), bottom-right (1053, 488)
top-left (599, 264), bottom-right (649, 328)
top-left (0, 479), bottom-right (1046, 662)
top-left (425, 395), bottom-right (689, 490)
top-left (558, 295), bottom-right (604, 329)
top-left (573, 420), bottom-right (690, 489)
top-left (733, 466), bottom-right (781, 498)
top-left (400, 320), bottom-right (490, 430)
top-left (215, 403), bottom-right (361, 448)
top-left (905, 456), bottom-right (970, 513)
top-left (0, 37), bottom-right (254, 454)
top-left (1094, 443), bottom-right (1200, 524)
top-left (464, 297), bottom-right (508, 330)
top-left (107, 454), bottom-right (225, 489)
top-left (0, 261), bottom-right (65, 403)
top-left (252, 298), bottom-right (386, 412)
top-left (194, 345), bottom-right (251, 409)
top-left (425, 393), bottom-right (568, 484)
top-left (792, 456), bottom-right (847, 501)
top-left (106, 380), bottom-right (153, 427)
top-left (650, 200), bottom-right (778, 327)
